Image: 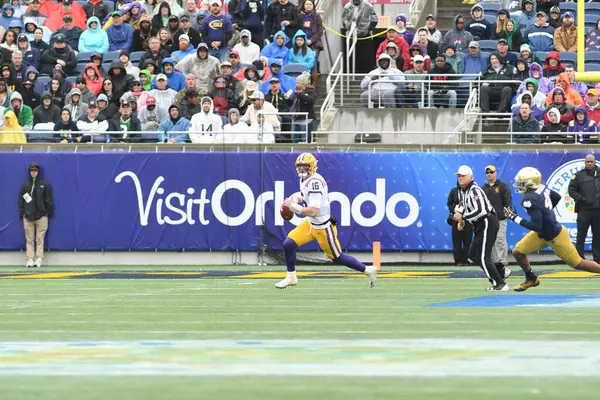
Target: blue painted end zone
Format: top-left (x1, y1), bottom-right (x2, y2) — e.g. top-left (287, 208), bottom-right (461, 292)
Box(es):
top-left (431, 294), bottom-right (600, 308)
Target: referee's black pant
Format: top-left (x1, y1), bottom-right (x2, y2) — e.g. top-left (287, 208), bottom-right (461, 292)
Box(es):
top-left (469, 214), bottom-right (505, 286)
top-left (576, 208), bottom-right (600, 263)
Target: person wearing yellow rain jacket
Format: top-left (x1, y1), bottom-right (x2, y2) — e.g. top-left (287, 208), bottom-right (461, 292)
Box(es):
top-left (0, 110), bottom-right (26, 143)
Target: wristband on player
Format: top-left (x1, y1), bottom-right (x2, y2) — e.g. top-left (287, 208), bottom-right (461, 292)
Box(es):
top-left (513, 216), bottom-right (523, 224)
top-left (289, 203), bottom-right (303, 214)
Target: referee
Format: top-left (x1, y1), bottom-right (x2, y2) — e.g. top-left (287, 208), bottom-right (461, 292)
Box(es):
top-left (453, 165), bottom-right (508, 291)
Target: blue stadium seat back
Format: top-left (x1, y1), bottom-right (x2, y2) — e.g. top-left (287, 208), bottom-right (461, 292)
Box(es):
top-left (588, 3), bottom-right (600, 12)
top-left (534, 51), bottom-right (549, 62)
top-left (559, 3), bottom-right (577, 14)
top-left (65, 76), bottom-right (77, 89)
top-left (584, 63), bottom-right (600, 72)
top-left (105, 0), bottom-right (115, 11)
top-left (484, 14), bottom-right (497, 24)
top-left (480, 51), bottom-right (490, 61)
top-left (586, 51), bottom-right (600, 64)
top-left (586, 15), bottom-right (598, 30)
top-left (282, 63), bottom-right (308, 75)
top-left (509, 51), bottom-right (519, 60)
top-left (35, 76), bottom-right (51, 97)
top-left (481, 2), bottom-right (501, 12)
top-left (75, 63), bottom-right (87, 75)
top-left (478, 40), bottom-right (497, 52)
top-left (103, 51), bottom-right (120, 63)
top-left (559, 52), bottom-right (577, 67)
top-left (28, 133), bottom-right (57, 143)
top-left (130, 51), bottom-right (145, 64)
top-left (102, 63), bottom-right (112, 73)
top-left (77, 52), bottom-right (93, 63)
top-left (139, 133), bottom-right (159, 143)
top-left (76, 0), bottom-right (86, 9)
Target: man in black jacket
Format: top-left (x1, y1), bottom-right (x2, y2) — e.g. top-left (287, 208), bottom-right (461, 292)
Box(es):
top-left (19, 163), bottom-right (53, 268)
top-left (447, 182), bottom-right (473, 265)
top-left (39, 34), bottom-right (77, 76)
top-left (265, 77), bottom-right (292, 139)
top-left (480, 53), bottom-right (517, 113)
top-left (482, 165), bottom-right (512, 273)
top-left (109, 97), bottom-right (141, 143)
top-left (568, 154), bottom-right (600, 262)
top-left (428, 55), bottom-right (457, 108)
top-left (266, 0), bottom-right (297, 44)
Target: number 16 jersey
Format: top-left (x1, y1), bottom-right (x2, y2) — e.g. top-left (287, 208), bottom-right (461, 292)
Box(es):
top-left (300, 172), bottom-right (331, 228)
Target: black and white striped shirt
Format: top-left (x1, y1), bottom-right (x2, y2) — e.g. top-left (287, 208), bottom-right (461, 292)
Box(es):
top-left (458, 183), bottom-right (495, 223)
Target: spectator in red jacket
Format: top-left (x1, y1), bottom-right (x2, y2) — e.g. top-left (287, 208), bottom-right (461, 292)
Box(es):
top-left (375, 26), bottom-right (409, 65)
top-left (585, 88), bottom-right (600, 124)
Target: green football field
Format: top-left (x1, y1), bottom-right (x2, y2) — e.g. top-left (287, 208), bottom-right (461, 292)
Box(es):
top-left (1, 265), bottom-right (600, 399)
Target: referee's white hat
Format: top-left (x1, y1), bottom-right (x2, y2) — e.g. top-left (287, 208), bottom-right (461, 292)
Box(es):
top-left (455, 165), bottom-right (473, 176)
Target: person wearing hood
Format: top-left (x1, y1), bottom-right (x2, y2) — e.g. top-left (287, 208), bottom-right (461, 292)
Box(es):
top-left (567, 107), bottom-right (599, 144)
top-left (190, 96), bottom-right (222, 143)
top-left (45, 0), bottom-right (88, 31)
top-left (260, 30), bottom-right (290, 66)
top-left (519, 44), bottom-right (542, 66)
top-left (360, 53), bottom-right (403, 109)
top-left (545, 72), bottom-right (583, 107)
top-left (0, 4), bottom-right (19, 31)
top-left (33, 91), bottom-right (61, 131)
top-left (238, 0), bottom-right (264, 47)
top-left (119, 50), bottom-right (140, 78)
top-left (441, 15), bottom-right (473, 53)
top-left (21, 78), bottom-right (41, 110)
top-left (541, 107), bottom-right (568, 142)
top-left (47, 77), bottom-right (66, 109)
top-left (384, 42), bottom-right (403, 70)
top-left (23, 2), bottom-right (48, 27)
top-left (516, 77), bottom-right (546, 107)
top-left (234, 29), bottom-right (260, 65)
top-left (137, 96), bottom-right (166, 131)
top-left (67, 76), bottom-right (97, 106)
top-left (5, 91), bottom-right (32, 130)
top-left (553, 11), bottom-right (577, 52)
top-left (218, 107), bottom-right (249, 143)
top-left (0, 77), bottom-right (11, 108)
top-left (341, 0), bottom-right (378, 70)
top-left (151, 57), bottom-right (185, 91)
top-left (17, 34), bottom-right (40, 70)
top-left (462, 41), bottom-right (487, 75)
top-left (524, 11), bottom-right (555, 52)
top-left (586, 17), bottom-right (600, 52)
top-left (63, 88), bottom-right (88, 121)
top-left (107, 11), bottom-right (134, 51)
top-left (547, 6), bottom-right (561, 29)
top-left (201, 0), bottom-right (233, 62)
top-left (585, 88), bottom-right (600, 123)
top-left (108, 60), bottom-right (135, 104)
top-left (511, 90), bottom-right (544, 121)
top-left (147, 73), bottom-right (176, 116)
top-left (151, 1), bottom-right (172, 31)
top-left (209, 74), bottom-right (235, 118)
top-left (510, 102), bottom-right (540, 143)
top-left (375, 27), bottom-right (409, 68)
top-left (465, 4), bottom-right (492, 41)
top-left (39, 34), bottom-right (76, 75)
top-left (259, 59), bottom-right (295, 98)
top-left (157, 104), bottom-right (190, 143)
top-left (495, 19), bottom-right (522, 52)
top-left (1, 64), bottom-right (21, 94)
top-left (235, 58), bottom-right (272, 84)
top-left (11, 0), bottom-right (27, 19)
top-left (515, 57), bottom-right (529, 80)
top-left (542, 51), bottom-right (564, 83)
top-left (403, 42), bottom-right (430, 72)
top-left (171, 34), bottom-right (196, 63)
top-left (19, 162), bottom-right (54, 268)
top-left (176, 42), bottom-right (220, 93)
top-left (543, 87), bottom-right (574, 125)
top-left (0, 109), bottom-right (26, 143)
top-left (428, 54), bottom-right (457, 109)
top-left (138, 69), bottom-right (152, 92)
top-left (138, 35), bottom-right (170, 70)
top-left (79, 16), bottom-right (109, 53)
top-left (564, 65), bottom-right (588, 100)
top-left (24, 18), bottom-right (52, 44)
top-left (480, 53), bottom-right (517, 113)
top-left (514, 0), bottom-right (536, 35)
top-left (82, 62), bottom-right (104, 95)
top-left (132, 18), bottom-right (157, 52)
top-left (83, 0), bottom-right (111, 23)
top-left (287, 30), bottom-right (315, 71)
top-left (54, 14), bottom-right (83, 51)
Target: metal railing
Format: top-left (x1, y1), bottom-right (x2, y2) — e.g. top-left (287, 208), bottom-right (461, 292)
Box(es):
top-left (319, 52), bottom-right (344, 130)
top-left (346, 23), bottom-right (358, 90)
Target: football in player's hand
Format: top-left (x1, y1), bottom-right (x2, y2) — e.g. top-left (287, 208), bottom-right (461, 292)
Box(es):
top-left (280, 204), bottom-right (294, 220)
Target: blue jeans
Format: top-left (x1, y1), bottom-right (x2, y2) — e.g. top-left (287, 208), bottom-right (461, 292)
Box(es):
top-left (291, 121), bottom-right (313, 143)
top-left (209, 47), bottom-right (230, 63)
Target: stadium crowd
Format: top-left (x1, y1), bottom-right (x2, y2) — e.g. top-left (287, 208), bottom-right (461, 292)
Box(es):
top-left (356, 0), bottom-right (600, 143)
top-left (0, 0), bottom-right (321, 144)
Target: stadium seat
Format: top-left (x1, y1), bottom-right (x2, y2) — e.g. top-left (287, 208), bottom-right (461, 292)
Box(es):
top-left (535, 51), bottom-right (549, 62)
top-left (586, 15), bottom-right (597, 30)
top-left (478, 40), bottom-right (497, 52)
top-left (103, 51), bottom-right (120, 63)
top-left (584, 63), bottom-right (600, 72)
top-left (65, 76), bottom-right (77, 90)
top-left (139, 133), bottom-right (159, 143)
top-left (77, 52), bottom-right (93, 63)
top-left (586, 51), bottom-right (600, 64)
top-left (484, 14), bottom-right (497, 24)
top-left (559, 3), bottom-right (577, 15)
top-left (28, 133), bottom-right (58, 143)
top-left (105, 0), bottom-right (115, 11)
top-left (76, 0), bottom-right (86, 8)
top-left (34, 76), bottom-right (50, 97)
top-left (558, 52), bottom-right (577, 67)
top-left (480, 51), bottom-right (490, 61)
top-left (102, 63), bottom-right (112, 73)
top-left (130, 51), bottom-right (144, 64)
top-left (481, 2), bottom-right (501, 13)
top-left (282, 63), bottom-right (308, 77)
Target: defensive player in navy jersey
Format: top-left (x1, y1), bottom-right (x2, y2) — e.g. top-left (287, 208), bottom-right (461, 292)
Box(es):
top-left (504, 167), bottom-right (600, 291)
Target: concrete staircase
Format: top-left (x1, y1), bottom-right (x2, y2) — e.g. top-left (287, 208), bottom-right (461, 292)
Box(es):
top-left (436, 0), bottom-right (476, 34)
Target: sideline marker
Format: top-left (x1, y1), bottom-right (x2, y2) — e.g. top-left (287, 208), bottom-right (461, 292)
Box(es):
top-left (373, 241), bottom-right (381, 272)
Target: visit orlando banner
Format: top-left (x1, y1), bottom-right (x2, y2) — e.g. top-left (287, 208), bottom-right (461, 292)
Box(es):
top-left (0, 152), bottom-right (591, 251)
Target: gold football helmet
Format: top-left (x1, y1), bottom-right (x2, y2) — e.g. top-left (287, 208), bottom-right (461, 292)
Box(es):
top-left (514, 167), bottom-right (542, 193)
top-left (295, 153), bottom-right (318, 178)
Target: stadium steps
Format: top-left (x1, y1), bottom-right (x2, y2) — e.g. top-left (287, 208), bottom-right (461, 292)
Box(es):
top-left (436, 0), bottom-right (475, 33)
